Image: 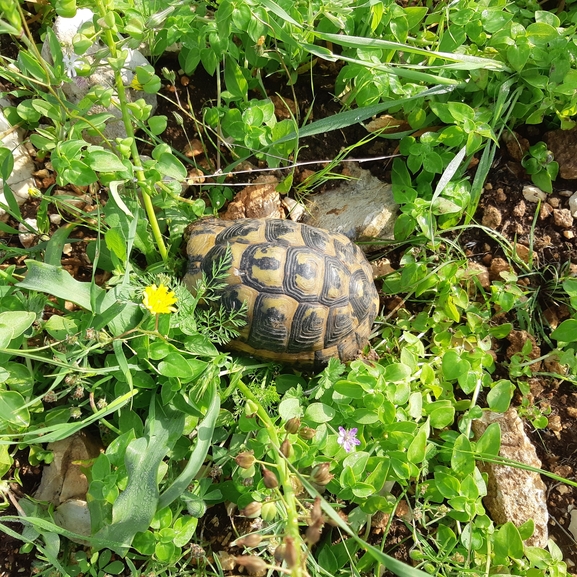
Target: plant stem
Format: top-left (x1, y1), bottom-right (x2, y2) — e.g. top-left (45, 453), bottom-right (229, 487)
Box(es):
top-left (95, 0), bottom-right (168, 263)
top-left (234, 379), bottom-right (304, 577)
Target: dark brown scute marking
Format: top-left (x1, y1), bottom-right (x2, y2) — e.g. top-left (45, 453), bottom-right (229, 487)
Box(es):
top-left (348, 270), bottom-right (373, 321)
top-left (248, 295), bottom-right (289, 352)
top-left (324, 307), bottom-right (354, 347)
top-left (288, 304), bottom-right (325, 353)
top-left (334, 238), bottom-right (356, 262)
top-left (241, 244), bottom-right (284, 293)
top-left (320, 257), bottom-right (348, 306)
top-left (265, 219), bottom-right (298, 242)
top-left (216, 220), bottom-right (261, 243)
top-left (301, 224), bottom-right (330, 252)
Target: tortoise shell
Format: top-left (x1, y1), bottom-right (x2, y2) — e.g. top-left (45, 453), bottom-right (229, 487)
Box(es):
top-left (184, 218), bottom-right (379, 368)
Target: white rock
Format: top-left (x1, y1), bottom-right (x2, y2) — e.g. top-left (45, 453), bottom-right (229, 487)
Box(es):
top-left (282, 196), bottom-right (305, 221)
top-left (302, 163), bottom-right (398, 251)
top-left (472, 408), bottom-right (549, 547)
top-left (568, 191), bottom-right (577, 218)
top-left (41, 10), bottom-right (157, 143)
top-left (0, 99), bottom-right (36, 221)
top-left (18, 218), bottom-right (38, 248)
top-left (54, 499), bottom-right (91, 542)
top-left (522, 185), bottom-right (547, 203)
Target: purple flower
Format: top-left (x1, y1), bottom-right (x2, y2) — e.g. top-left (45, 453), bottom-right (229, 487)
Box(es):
top-left (337, 426), bottom-right (361, 453)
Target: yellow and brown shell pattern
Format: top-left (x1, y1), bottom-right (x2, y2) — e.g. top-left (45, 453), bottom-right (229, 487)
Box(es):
top-left (184, 218), bottom-right (379, 368)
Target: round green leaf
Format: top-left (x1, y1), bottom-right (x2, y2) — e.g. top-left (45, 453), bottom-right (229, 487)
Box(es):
top-left (0, 390), bottom-right (30, 428)
top-left (305, 402), bottom-right (336, 424)
top-left (551, 319), bottom-right (577, 343)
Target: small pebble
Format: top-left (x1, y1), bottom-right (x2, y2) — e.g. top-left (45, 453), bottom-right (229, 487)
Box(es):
top-left (540, 203), bottom-right (553, 220)
top-left (482, 206), bottom-right (502, 229)
top-left (549, 197), bottom-right (560, 208)
top-left (563, 230), bottom-right (574, 239)
top-left (522, 185), bottom-right (547, 203)
top-left (18, 218), bottom-right (38, 248)
top-left (512, 200), bottom-right (526, 217)
top-left (553, 208), bottom-right (574, 228)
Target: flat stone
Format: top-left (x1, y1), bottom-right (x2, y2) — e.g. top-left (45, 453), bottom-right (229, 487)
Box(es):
top-left (35, 432), bottom-right (102, 506)
top-left (302, 163), bottom-right (397, 251)
top-left (472, 408), bottom-right (549, 547)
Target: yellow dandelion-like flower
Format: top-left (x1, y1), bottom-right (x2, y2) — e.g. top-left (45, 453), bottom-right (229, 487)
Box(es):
top-left (142, 284), bottom-right (177, 315)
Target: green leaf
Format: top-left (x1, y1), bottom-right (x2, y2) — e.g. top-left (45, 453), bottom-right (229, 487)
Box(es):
top-left (156, 153), bottom-right (187, 180)
top-left (105, 228), bottom-right (127, 261)
top-left (16, 260), bottom-right (106, 313)
top-left (85, 150), bottom-right (126, 173)
top-left (407, 425), bottom-right (427, 464)
top-left (494, 522), bottom-right (525, 560)
top-left (0, 311), bottom-right (35, 349)
top-left (0, 391), bottom-right (30, 429)
top-left (148, 115), bottom-right (167, 135)
top-left (334, 381), bottom-right (365, 399)
top-left (551, 319), bottom-right (577, 342)
top-left (45, 224), bottom-right (76, 266)
top-left (305, 402), bottom-right (336, 424)
top-left (0, 146), bottom-right (14, 180)
top-left (451, 434), bottom-right (475, 476)
top-left (224, 58), bottom-right (248, 102)
top-left (44, 315), bottom-right (79, 341)
top-left (94, 400), bottom-right (185, 554)
top-left (383, 363), bottom-right (411, 382)
top-left (158, 381), bottom-right (219, 509)
top-left (475, 422), bottom-right (501, 458)
top-left (487, 380), bottom-right (514, 413)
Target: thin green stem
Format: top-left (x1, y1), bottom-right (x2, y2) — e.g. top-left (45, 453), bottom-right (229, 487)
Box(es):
top-left (94, 0), bottom-right (168, 263)
top-left (234, 379), bottom-right (305, 577)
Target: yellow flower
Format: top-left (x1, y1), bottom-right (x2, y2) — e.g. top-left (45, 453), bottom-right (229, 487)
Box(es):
top-left (142, 284), bottom-right (177, 315)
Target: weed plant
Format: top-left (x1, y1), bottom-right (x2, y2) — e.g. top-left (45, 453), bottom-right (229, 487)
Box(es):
top-left (0, 0), bottom-right (576, 576)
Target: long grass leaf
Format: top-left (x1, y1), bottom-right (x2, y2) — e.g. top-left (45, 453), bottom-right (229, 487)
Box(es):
top-left (158, 379), bottom-right (220, 509)
top-left (315, 31), bottom-right (510, 71)
top-left (276, 85), bottom-right (453, 145)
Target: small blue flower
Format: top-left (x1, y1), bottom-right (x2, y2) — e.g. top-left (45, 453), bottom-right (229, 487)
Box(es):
top-left (337, 426), bottom-right (361, 453)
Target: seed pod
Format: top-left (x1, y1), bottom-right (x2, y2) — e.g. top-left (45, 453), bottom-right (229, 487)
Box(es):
top-left (298, 426), bottom-right (316, 440)
top-left (235, 555), bottom-right (267, 572)
top-left (232, 534), bottom-right (263, 548)
top-left (305, 518), bottom-right (324, 546)
top-left (240, 502), bottom-right (262, 519)
top-left (235, 451), bottom-right (256, 469)
top-left (285, 417), bottom-right (301, 434)
top-left (280, 438), bottom-right (292, 458)
top-left (261, 466), bottom-right (279, 489)
top-left (283, 536), bottom-right (298, 569)
top-left (310, 463), bottom-right (333, 486)
top-left (274, 544), bottom-right (286, 563)
top-left (310, 496), bottom-right (323, 525)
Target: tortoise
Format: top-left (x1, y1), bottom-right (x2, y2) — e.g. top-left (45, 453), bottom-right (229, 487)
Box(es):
top-left (184, 218), bottom-right (379, 368)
